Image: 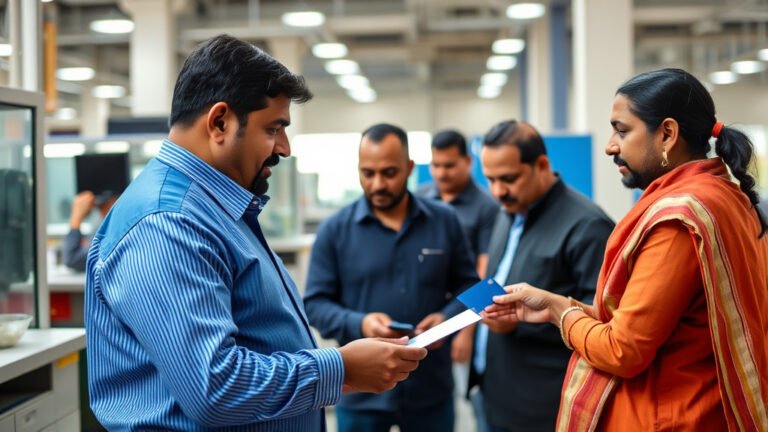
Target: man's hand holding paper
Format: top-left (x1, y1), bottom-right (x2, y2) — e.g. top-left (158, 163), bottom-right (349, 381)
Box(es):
top-left (414, 312), bottom-right (447, 350)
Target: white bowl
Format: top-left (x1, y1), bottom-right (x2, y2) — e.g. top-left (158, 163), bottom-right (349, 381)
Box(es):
top-left (0, 314), bottom-right (33, 348)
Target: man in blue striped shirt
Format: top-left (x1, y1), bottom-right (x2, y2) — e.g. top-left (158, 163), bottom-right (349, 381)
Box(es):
top-left (84, 34), bottom-right (427, 431)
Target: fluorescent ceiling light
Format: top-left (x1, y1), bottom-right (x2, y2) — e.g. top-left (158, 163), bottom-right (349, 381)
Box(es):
top-left (0, 44), bottom-right (12, 57)
top-left (758, 49), bottom-right (768, 62)
top-left (731, 60), bottom-right (767, 75)
top-left (44, 143), bottom-right (86, 158)
top-left (486, 55), bottom-right (517, 71)
top-left (481, 73), bottom-right (508, 87)
top-left (92, 85), bottom-right (126, 98)
top-left (53, 107), bottom-right (77, 120)
top-left (348, 87), bottom-right (377, 103)
top-left (708, 70), bottom-right (737, 85)
top-left (143, 140), bottom-right (163, 158)
top-left (336, 74), bottom-right (370, 90)
top-left (478, 85), bottom-right (502, 99)
top-left (492, 38), bottom-right (525, 54)
top-left (56, 67), bottom-right (95, 81)
top-left (96, 141), bottom-right (130, 153)
top-left (90, 19), bottom-right (134, 34)
top-left (281, 11), bottom-right (325, 27)
top-left (312, 43), bottom-right (348, 59)
top-left (506, 3), bottom-right (546, 19)
top-left (41, 0), bottom-right (54, 2)
top-left (325, 59), bottom-right (360, 75)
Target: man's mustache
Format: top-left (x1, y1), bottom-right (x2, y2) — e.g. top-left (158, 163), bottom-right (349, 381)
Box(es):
top-left (613, 155), bottom-right (628, 167)
top-left (500, 195), bottom-right (518, 204)
top-left (263, 154), bottom-right (280, 169)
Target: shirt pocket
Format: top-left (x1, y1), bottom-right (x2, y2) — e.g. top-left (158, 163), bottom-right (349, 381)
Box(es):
top-left (416, 248), bottom-right (450, 298)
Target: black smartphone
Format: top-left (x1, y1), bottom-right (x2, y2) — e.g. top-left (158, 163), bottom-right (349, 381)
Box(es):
top-left (389, 321), bottom-right (415, 333)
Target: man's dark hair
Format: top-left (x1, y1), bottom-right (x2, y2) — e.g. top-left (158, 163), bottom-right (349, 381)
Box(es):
top-left (361, 123), bottom-right (409, 155)
top-left (169, 34), bottom-right (313, 128)
top-left (482, 120), bottom-right (547, 165)
top-left (432, 129), bottom-right (467, 156)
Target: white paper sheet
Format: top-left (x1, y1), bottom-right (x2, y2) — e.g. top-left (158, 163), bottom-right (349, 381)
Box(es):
top-left (407, 309), bottom-right (482, 348)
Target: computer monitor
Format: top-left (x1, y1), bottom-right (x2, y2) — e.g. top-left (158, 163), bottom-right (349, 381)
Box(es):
top-left (75, 153), bottom-right (130, 201)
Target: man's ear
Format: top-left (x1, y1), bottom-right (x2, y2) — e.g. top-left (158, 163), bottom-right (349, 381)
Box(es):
top-left (659, 117), bottom-right (680, 151)
top-left (206, 102), bottom-right (230, 144)
top-left (535, 154), bottom-right (550, 172)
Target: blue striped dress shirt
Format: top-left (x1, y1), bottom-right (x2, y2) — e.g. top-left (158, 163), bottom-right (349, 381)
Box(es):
top-left (85, 140), bottom-right (344, 431)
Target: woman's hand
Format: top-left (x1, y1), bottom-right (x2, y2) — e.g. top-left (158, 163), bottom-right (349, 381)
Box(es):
top-left (483, 283), bottom-right (565, 326)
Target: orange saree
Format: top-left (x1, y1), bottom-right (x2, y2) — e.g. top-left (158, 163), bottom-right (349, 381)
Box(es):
top-left (557, 158), bottom-right (768, 431)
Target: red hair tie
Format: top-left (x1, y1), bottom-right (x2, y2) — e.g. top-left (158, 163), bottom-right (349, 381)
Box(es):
top-left (712, 121), bottom-right (724, 139)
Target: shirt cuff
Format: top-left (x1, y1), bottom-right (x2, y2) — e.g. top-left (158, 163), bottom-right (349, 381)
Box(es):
top-left (307, 347), bottom-right (345, 410)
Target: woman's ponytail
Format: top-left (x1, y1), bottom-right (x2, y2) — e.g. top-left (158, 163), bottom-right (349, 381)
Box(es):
top-left (714, 125), bottom-right (768, 237)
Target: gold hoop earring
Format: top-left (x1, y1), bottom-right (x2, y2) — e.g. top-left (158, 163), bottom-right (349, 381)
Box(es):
top-left (661, 148), bottom-right (670, 168)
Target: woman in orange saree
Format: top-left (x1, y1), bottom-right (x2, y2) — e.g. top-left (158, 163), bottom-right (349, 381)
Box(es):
top-left (483, 68), bottom-right (768, 432)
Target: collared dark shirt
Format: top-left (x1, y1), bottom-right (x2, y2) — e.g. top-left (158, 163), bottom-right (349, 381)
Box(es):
top-left (417, 180), bottom-right (500, 259)
top-left (480, 178), bottom-right (615, 431)
top-left (304, 193), bottom-right (479, 413)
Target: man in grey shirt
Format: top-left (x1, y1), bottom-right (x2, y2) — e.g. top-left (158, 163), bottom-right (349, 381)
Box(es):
top-left (417, 130), bottom-right (498, 278)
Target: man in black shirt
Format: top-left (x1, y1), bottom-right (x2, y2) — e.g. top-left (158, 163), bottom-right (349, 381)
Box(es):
top-left (475, 120), bottom-right (614, 432)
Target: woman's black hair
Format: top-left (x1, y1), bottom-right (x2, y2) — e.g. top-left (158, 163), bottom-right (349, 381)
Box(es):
top-left (617, 68), bottom-right (767, 237)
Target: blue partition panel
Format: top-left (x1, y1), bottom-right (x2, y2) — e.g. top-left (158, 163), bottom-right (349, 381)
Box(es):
top-left (543, 135), bottom-right (593, 199)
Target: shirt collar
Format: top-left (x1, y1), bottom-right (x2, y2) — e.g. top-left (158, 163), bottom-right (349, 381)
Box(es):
top-left (525, 174), bottom-right (565, 223)
top-left (425, 179), bottom-right (478, 205)
top-left (156, 139), bottom-right (269, 220)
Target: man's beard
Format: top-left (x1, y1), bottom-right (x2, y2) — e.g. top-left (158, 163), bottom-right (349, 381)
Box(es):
top-left (613, 155), bottom-right (658, 190)
top-left (367, 187), bottom-right (408, 211)
top-left (250, 154), bottom-right (280, 196)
